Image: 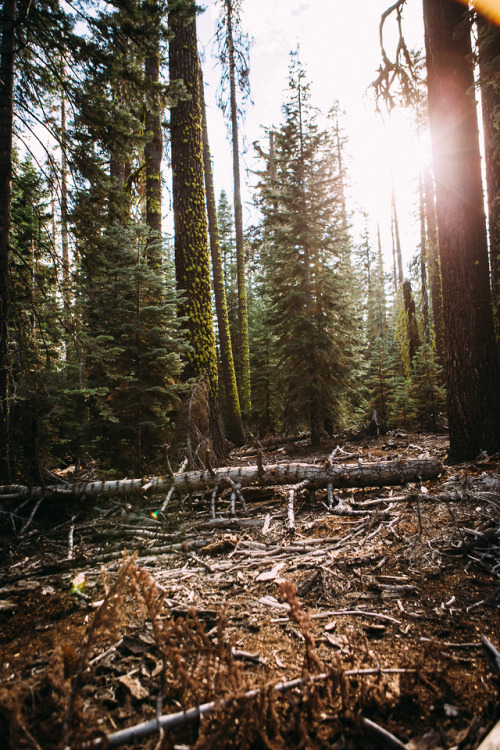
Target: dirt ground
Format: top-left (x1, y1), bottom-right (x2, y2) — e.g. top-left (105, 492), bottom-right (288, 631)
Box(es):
top-left (0, 431), bottom-right (499, 749)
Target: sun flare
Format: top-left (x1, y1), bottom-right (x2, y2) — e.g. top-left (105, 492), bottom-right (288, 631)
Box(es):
top-left (456, 0), bottom-right (500, 25)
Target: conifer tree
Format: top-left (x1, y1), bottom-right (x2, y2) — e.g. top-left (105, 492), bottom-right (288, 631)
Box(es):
top-left (0, 0), bottom-right (75, 481)
top-left (81, 224), bottom-right (188, 474)
top-left (8, 153), bottom-right (61, 480)
top-left (257, 54), bottom-right (357, 446)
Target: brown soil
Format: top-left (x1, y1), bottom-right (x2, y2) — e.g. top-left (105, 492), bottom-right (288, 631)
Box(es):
top-left (0, 432), bottom-right (499, 749)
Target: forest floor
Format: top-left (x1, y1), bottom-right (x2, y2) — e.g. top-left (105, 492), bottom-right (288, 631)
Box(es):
top-left (0, 431), bottom-right (499, 750)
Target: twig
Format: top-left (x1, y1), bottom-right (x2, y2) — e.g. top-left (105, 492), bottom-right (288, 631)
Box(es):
top-left (271, 609), bottom-right (401, 625)
top-left (361, 717), bottom-right (406, 750)
top-left (186, 552), bottom-right (214, 574)
top-left (481, 634), bottom-right (500, 678)
top-left (224, 476), bottom-right (248, 515)
top-left (210, 484), bottom-right (218, 519)
top-left (19, 494), bottom-right (45, 535)
top-left (287, 487), bottom-right (295, 531)
top-left (81, 667), bottom-right (416, 749)
top-left (68, 523), bottom-right (74, 560)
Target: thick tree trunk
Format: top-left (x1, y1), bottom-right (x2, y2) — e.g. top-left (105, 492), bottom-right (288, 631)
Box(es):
top-left (477, 16), bottom-right (500, 339)
top-left (224, 0), bottom-right (251, 416)
top-left (169, 1), bottom-right (225, 461)
top-left (423, 0), bottom-right (500, 459)
top-left (199, 66), bottom-right (245, 445)
top-left (144, 32), bottom-right (163, 268)
top-left (0, 457), bottom-right (442, 503)
top-left (0, 0), bottom-right (17, 484)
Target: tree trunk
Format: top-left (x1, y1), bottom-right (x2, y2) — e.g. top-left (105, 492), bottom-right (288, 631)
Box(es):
top-left (418, 172), bottom-right (430, 341)
top-left (376, 224), bottom-right (387, 334)
top-left (169, 0), bottom-right (225, 461)
top-left (0, 457), bottom-right (442, 502)
top-left (0, 0), bottom-right (17, 484)
top-left (477, 16), bottom-right (500, 340)
top-left (224, 0), bottom-right (251, 416)
top-left (423, 0), bottom-right (500, 459)
top-left (144, 19), bottom-right (163, 268)
top-left (391, 182), bottom-right (404, 287)
top-left (60, 83), bottom-right (70, 304)
top-left (424, 166), bottom-right (445, 375)
top-left (199, 65), bottom-right (245, 445)
top-left (402, 279), bottom-right (420, 365)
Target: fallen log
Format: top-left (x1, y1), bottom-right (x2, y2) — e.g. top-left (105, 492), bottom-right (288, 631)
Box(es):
top-left (0, 458), bottom-right (441, 504)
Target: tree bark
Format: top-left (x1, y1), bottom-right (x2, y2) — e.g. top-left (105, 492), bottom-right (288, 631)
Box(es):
top-left (224, 0), bottom-right (251, 416)
top-left (477, 16), bottom-right (500, 339)
top-left (199, 65), bottom-right (245, 445)
top-left (423, 0), bottom-right (500, 459)
top-left (418, 173), bottom-right (430, 341)
top-left (0, 0), bottom-right (17, 484)
top-left (169, 0), bottom-right (225, 461)
top-left (144, 10), bottom-right (163, 267)
top-left (402, 279), bottom-right (420, 365)
top-left (0, 457), bottom-right (442, 502)
top-left (391, 182), bottom-right (404, 287)
top-left (60, 81), bottom-right (70, 304)
top-left (424, 166), bottom-right (445, 376)
top-left (169, 2), bottom-right (218, 393)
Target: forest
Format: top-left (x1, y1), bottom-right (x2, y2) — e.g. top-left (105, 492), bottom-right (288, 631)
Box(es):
top-left (0, 0), bottom-right (500, 749)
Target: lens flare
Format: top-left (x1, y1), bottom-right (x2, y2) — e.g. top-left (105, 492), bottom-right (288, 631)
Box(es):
top-left (455, 0), bottom-right (500, 26)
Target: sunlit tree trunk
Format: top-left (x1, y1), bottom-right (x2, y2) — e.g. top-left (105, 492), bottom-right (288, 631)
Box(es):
top-left (423, 0), bottom-right (500, 459)
top-left (199, 65), bottom-right (245, 445)
top-left (0, 0), bottom-right (17, 483)
top-left (391, 181), bottom-right (404, 286)
top-left (418, 172), bottom-right (430, 341)
top-left (477, 15), bottom-right (500, 339)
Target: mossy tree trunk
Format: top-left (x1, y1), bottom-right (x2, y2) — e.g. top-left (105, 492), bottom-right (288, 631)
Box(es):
top-left (423, 0), bottom-right (500, 459)
top-left (224, 0), bottom-right (251, 417)
top-left (169, 0), bottom-right (225, 460)
top-left (199, 66), bottom-right (245, 445)
top-left (424, 166), bottom-right (445, 376)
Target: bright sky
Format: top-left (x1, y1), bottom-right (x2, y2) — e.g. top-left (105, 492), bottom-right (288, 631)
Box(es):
top-left (196, 0), bottom-right (428, 276)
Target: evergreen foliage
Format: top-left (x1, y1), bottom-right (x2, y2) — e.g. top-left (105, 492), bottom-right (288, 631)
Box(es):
top-left (78, 223), bottom-right (189, 474)
top-left (255, 54), bottom-right (358, 445)
top-left (8, 153), bottom-right (62, 480)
